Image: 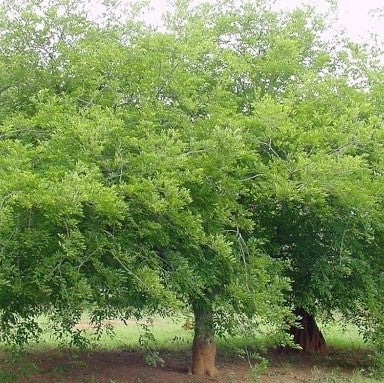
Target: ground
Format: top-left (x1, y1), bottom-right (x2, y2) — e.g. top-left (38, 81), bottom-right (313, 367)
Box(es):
top-left (0, 318), bottom-right (379, 383)
top-left (4, 347), bottom-right (376, 383)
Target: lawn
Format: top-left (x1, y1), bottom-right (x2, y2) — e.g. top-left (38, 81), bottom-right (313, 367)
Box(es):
top-left (0, 316), bottom-right (380, 383)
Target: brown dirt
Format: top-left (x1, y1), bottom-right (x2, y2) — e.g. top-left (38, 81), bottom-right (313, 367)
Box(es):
top-left (2, 347), bottom-right (371, 383)
top-left (73, 319), bottom-right (135, 330)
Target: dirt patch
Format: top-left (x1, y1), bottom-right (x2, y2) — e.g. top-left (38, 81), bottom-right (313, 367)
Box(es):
top-left (73, 319), bottom-right (128, 331)
top-left (2, 347), bottom-right (371, 383)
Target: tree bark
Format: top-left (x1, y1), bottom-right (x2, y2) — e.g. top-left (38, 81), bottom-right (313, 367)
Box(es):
top-left (289, 307), bottom-right (326, 352)
top-left (190, 304), bottom-right (218, 377)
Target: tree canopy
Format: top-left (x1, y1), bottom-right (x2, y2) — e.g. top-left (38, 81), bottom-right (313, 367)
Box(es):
top-left (0, 0), bottom-right (383, 375)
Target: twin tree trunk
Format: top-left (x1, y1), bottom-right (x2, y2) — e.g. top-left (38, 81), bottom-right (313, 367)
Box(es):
top-left (190, 304), bottom-right (218, 377)
top-left (289, 307), bottom-right (326, 352)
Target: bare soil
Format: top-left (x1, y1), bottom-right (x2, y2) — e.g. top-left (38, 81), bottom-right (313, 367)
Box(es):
top-left (1, 347), bottom-right (372, 383)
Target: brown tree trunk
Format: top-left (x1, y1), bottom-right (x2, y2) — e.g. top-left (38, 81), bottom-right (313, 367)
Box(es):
top-left (289, 307), bottom-right (326, 352)
top-left (190, 304), bottom-right (218, 377)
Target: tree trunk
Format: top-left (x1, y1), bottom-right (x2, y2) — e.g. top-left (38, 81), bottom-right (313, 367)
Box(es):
top-left (289, 307), bottom-right (326, 352)
top-left (190, 304), bottom-right (218, 377)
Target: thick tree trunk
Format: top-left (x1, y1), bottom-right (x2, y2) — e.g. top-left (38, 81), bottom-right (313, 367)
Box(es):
top-left (289, 307), bottom-right (326, 352)
top-left (190, 304), bottom-right (218, 377)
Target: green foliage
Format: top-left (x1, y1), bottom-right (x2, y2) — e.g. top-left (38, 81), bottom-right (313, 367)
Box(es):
top-left (0, 348), bottom-right (37, 383)
top-left (249, 357), bottom-right (269, 383)
top-left (0, 0), bottom-right (383, 365)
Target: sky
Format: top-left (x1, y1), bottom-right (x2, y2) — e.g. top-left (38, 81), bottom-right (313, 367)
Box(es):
top-left (144, 0), bottom-right (384, 42)
top-left (276, 0), bottom-right (383, 41)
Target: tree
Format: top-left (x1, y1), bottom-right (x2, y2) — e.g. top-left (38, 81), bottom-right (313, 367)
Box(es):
top-left (245, 41), bottom-right (384, 351)
top-left (177, 0), bottom-right (384, 353)
top-left (1, 0), bottom-right (383, 375)
top-left (159, 0), bottom-right (384, 354)
top-left (0, 0), bottom-right (290, 376)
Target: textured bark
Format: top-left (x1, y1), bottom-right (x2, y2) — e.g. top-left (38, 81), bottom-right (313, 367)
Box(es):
top-left (190, 305), bottom-right (218, 377)
top-left (290, 307), bottom-right (326, 352)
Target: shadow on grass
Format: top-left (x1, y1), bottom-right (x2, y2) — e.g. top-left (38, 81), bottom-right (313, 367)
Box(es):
top-left (0, 318), bottom-right (378, 383)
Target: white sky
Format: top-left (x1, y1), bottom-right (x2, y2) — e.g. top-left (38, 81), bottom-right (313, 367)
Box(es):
top-left (144, 0), bottom-right (384, 42)
top-left (276, 0), bottom-right (384, 41)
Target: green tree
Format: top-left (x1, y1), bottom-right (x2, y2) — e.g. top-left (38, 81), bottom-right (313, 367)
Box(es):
top-left (245, 39), bottom-right (384, 351)
top-left (1, 0), bottom-right (384, 376)
top-left (0, 0), bottom-right (290, 376)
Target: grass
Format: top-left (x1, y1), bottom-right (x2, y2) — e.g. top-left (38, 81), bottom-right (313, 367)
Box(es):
top-left (0, 316), bottom-right (379, 383)
top-left (22, 314), bottom-right (372, 353)
top-left (26, 315), bottom-right (193, 351)
top-left (307, 367), bottom-right (379, 383)
top-left (322, 321), bottom-right (369, 350)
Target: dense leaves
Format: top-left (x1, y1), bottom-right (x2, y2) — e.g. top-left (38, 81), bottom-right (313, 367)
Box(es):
top-left (0, 0), bottom-right (383, 363)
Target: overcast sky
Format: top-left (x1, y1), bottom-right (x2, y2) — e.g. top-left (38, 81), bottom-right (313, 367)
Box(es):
top-left (277, 0), bottom-right (383, 41)
top-left (144, 0), bottom-right (384, 42)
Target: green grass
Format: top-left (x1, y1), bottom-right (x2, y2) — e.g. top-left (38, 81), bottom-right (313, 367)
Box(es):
top-left (3, 315), bottom-right (372, 353)
top-left (322, 322), bottom-right (370, 350)
top-left (24, 318), bottom-right (290, 354)
top-left (307, 367), bottom-right (379, 383)
top-left (25, 316), bottom-right (193, 351)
